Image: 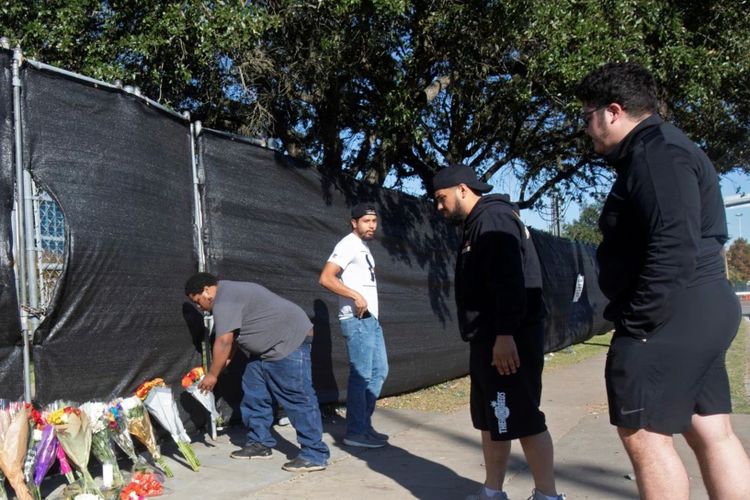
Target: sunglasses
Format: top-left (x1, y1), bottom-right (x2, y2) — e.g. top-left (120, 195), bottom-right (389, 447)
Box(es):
top-left (581, 106), bottom-right (606, 127)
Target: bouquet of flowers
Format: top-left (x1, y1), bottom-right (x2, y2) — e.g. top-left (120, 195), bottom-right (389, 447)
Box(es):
top-left (120, 396), bottom-right (173, 478)
top-left (182, 367), bottom-right (219, 440)
top-left (32, 424), bottom-right (61, 488)
top-left (137, 378), bottom-right (200, 471)
top-left (47, 406), bottom-right (101, 496)
top-left (80, 402), bottom-right (125, 488)
top-left (0, 400), bottom-right (32, 500)
top-left (106, 399), bottom-right (141, 467)
top-left (118, 470), bottom-right (164, 500)
top-left (22, 407), bottom-right (46, 500)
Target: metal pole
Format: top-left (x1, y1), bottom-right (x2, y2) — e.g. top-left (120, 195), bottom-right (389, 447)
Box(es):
top-left (190, 120), bottom-right (217, 439)
top-left (190, 121), bottom-right (206, 273)
top-left (12, 47), bottom-right (37, 402)
top-left (737, 213), bottom-right (744, 240)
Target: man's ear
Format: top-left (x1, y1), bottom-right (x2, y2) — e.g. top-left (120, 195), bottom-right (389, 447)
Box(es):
top-left (607, 103), bottom-right (625, 124)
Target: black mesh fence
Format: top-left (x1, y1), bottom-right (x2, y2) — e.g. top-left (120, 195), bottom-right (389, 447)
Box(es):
top-left (199, 131), bottom-right (465, 413)
top-left (0, 53), bottom-right (612, 415)
top-left (22, 64), bottom-right (200, 404)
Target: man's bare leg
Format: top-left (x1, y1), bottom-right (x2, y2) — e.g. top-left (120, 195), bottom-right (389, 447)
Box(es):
top-left (683, 413), bottom-right (750, 499)
top-left (618, 427), bottom-right (689, 499)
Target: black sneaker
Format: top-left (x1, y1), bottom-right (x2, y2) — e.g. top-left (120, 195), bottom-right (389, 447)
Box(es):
top-left (230, 443), bottom-right (273, 460)
top-left (281, 456), bottom-right (326, 472)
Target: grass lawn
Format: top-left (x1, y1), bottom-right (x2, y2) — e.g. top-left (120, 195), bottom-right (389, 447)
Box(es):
top-left (379, 319), bottom-right (750, 414)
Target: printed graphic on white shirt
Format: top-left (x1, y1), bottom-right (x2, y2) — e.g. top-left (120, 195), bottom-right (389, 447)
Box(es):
top-left (328, 232), bottom-right (379, 320)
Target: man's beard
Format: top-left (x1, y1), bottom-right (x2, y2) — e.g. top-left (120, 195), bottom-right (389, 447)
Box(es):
top-left (443, 210), bottom-right (465, 225)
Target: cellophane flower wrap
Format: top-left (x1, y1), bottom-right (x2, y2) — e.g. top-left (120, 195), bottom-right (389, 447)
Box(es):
top-left (42, 401), bottom-right (77, 485)
top-left (33, 424), bottom-right (59, 487)
top-left (22, 407), bottom-right (45, 500)
top-left (80, 402), bottom-right (125, 488)
top-left (0, 469), bottom-right (8, 500)
top-left (0, 400), bottom-right (32, 500)
top-left (142, 384), bottom-right (200, 472)
top-left (106, 399), bottom-right (141, 467)
top-left (120, 396), bottom-right (172, 478)
top-left (48, 406), bottom-right (101, 496)
top-left (182, 367), bottom-right (219, 439)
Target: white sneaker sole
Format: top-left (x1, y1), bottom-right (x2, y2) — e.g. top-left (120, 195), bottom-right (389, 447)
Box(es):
top-left (343, 437), bottom-right (387, 448)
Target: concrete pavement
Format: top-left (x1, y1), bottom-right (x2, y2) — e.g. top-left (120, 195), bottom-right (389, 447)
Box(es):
top-left (45, 322), bottom-right (750, 499)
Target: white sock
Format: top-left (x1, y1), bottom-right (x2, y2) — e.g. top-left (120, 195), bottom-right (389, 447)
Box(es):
top-left (484, 486), bottom-right (501, 497)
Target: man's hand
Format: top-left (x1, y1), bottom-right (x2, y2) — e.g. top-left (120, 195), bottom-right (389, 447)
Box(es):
top-left (198, 373), bottom-right (218, 393)
top-left (491, 335), bottom-right (520, 375)
top-left (353, 292), bottom-right (369, 318)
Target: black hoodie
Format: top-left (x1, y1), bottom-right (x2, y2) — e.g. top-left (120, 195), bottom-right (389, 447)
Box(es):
top-left (455, 194), bottom-right (544, 342)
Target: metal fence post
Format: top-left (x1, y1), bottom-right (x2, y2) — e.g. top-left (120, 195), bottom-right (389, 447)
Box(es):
top-left (12, 47), bottom-right (40, 402)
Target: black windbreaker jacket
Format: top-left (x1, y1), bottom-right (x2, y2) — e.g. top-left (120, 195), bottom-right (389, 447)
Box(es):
top-left (597, 114), bottom-right (728, 338)
top-left (455, 194), bottom-right (544, 342)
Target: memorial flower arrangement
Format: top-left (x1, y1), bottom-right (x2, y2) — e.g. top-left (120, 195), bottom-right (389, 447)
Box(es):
top-left (137, 379), bottom-right (200, 471)
top-left (80, 402), bottom-right (125, 488)
top-left (119, 470), bottom-right (163, 499)
top-left (106, 399), bottom-right (142, 468)
top-left (181, 367), bottom-right (219, 440)
top-left (22, 407), bottom-right (46, 500)
top-left (0, 400), bottom-right (32, 500)
top-left (47, 405), bottom-right (101, 496)
top-left (120, 397), bottom-right (172, 478)
top-left (32, 424), bottom-right (60, 489)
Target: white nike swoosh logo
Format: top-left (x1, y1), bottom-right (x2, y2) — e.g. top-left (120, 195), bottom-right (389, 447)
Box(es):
top-left (620, 408), bottom-right (645, 415)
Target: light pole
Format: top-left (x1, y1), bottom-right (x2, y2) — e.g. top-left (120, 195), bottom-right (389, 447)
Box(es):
top-left (737, 213), bottom-right (744, 240)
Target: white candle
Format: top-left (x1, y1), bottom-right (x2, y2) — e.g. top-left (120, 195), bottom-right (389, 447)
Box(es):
top-left (102, 463), bottom-right (114, 488)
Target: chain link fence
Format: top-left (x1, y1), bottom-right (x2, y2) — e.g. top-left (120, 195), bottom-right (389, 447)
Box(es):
top-left (33, 186), bottom-right (64, 310)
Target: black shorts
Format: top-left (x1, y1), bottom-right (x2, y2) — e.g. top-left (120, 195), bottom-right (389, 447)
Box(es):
top-left (605, 279), bottom-right (741, 434)
top-left (469, 321), bottom-right (547, 441)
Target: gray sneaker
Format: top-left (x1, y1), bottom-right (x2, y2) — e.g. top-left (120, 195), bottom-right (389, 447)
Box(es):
top-left (367, 428), bottom-right (389, 441)
top-left (343, 433), bottom-right (387, 448)
top-left (528, 489), bottom-right (566, 500)
top-left (230, 443), bottom-right (273, 460)
top-left (465, 487), bottom-right (508, 500)
top-left (282, 456), bottom-right (326, 472)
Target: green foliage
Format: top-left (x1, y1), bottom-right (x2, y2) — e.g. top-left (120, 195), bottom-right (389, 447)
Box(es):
top-left (728, 238), bottom-right (750, 284)
top-left (562, 200), bottom-right (603, 245)
top-left (2, 1), bottom-right (748, 204)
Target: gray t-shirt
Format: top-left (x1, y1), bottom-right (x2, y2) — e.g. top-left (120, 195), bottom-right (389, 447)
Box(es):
top-left (213, 281), bottom-right (312, 361)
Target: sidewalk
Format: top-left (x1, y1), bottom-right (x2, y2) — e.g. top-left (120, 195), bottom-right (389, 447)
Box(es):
top-left (47, 325), bottom-right (750, 499)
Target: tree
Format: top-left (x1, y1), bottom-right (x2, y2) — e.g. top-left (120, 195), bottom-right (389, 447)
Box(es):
top-left (561, 200), bottom-right (603, 245)
top-left (2, 1), bottom-right (748, 206)
top-left (727, 238), bottom-right (750, 284)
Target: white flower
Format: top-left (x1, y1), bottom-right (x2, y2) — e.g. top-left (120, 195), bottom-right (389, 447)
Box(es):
top-left (80, 402), bottom-right (109, 433)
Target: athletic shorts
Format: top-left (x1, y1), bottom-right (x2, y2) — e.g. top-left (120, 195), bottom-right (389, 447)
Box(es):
top-left (605, 279), bottom-right (741, 434)
top-left (469, 321), bottom-right (547, 441)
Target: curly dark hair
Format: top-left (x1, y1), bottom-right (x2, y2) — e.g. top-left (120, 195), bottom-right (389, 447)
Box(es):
top-left (184, 272), bottom-right (218, 296)
top-left (575, 62), bottom-right (658, 117)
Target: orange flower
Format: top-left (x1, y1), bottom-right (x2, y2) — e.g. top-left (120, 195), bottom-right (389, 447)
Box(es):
top-left (134, 378), bottom-right (166, 400)
top-left (180, 367), bottom-right (205, 389)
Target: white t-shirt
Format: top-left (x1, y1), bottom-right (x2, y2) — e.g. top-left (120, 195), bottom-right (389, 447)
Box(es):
top-left (327, 232), bottom-right (379, 320)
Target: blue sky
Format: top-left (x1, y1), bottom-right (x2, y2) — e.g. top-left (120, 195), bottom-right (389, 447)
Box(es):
top-left (513, 170), bottom-right (750, 244)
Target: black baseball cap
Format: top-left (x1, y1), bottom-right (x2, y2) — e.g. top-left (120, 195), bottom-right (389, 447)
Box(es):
top-left (351, 202), bottom-right (378, 219)
top-left (431, 164), bottom-right (492, 193)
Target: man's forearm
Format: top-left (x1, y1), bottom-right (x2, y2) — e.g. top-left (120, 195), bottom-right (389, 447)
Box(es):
top-left (209, 335), bottom-right (233, 378)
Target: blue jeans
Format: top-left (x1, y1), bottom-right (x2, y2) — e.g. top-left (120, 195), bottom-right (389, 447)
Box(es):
top-left (240, 340), bottom-right (330, 465)
top-left (339, 316), bottom-right (389, 436)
